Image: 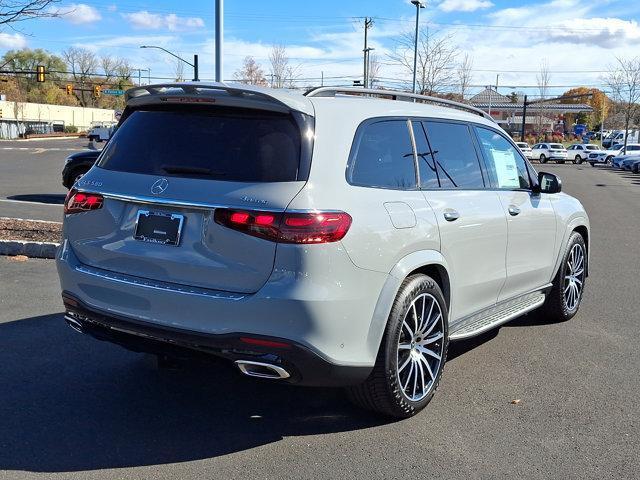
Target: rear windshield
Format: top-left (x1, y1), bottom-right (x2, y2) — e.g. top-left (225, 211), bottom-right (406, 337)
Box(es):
top-left (585, 145), bottom-right (599, 150)
top-left (97, 107), bottom-right (303, 182)
top-left (550, 143), bottom-right (564, 149)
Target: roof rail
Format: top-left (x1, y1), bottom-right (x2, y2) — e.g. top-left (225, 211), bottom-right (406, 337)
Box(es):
top-left (304, 86), bottom-right (494, 122)
top-left (124, 82), bottom-right (314, 115)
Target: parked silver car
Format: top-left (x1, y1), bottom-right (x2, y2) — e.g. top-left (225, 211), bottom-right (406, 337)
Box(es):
top-left (57, 84), bottom-right (590, 418)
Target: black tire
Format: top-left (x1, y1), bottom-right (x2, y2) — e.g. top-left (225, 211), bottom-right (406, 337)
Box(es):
top-left (347, 274), bottom-right (449, 418)
top-left (606, 156), bottom-right (613, 165)
top-left (575, 155), bottom-right (583, 164)
top-left (539, 154), bottom-right (547, 164)
top-left (589, 162), bottom-right (596, 167)
top-left (543, 232), bottom-right (587, 322)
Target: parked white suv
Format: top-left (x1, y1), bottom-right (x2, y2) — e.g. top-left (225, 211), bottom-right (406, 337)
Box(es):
top-left (588, 143), bottom-right (640, 165)
top-left (567, 144), bottom-right (601, 164)
top-left (57, 84), bottom-right (590, 418)
top-left (515, 142), bottom-right (534, 159)
top-left (531, 143), bottom-right (568, 163)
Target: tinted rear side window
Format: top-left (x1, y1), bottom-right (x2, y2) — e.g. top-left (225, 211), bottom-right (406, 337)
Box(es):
top-left (422, 121), bottom-right (485, 189)
top-left (348, 120), bottom-right (417, 189)
top-left (97, 107), bottom-right (302, 182)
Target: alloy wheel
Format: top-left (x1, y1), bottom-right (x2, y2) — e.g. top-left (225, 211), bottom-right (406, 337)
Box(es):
top-left (397, 293), bottom-right (445, 402)
top-left (564, 243), bottom-right (585, 311)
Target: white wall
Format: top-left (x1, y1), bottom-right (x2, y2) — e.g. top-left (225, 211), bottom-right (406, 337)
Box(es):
top-left (0, 100), bottom-right (115, 130)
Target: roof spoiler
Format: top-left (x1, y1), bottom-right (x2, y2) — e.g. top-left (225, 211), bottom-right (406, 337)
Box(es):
top-left (305, 86), bottom-right (494, 122)
top-left (125, 82), bottom-right (314, 116)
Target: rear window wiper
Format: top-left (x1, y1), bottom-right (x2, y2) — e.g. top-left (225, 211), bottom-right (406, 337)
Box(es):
top-left (160, 165), bottom-right (227, 177)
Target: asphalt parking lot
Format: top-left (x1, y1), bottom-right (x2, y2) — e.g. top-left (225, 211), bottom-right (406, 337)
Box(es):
top-left (0, 138), bottom-right (96, 221)
top-left (0, 155), bottom-right (638, 479)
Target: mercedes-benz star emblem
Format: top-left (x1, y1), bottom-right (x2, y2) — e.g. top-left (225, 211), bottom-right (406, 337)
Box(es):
top-left (151, 178), bottom-right (169, 195)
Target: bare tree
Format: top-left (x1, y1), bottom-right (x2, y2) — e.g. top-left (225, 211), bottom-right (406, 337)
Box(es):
top-left (0, 0), bottom-right (59, 27)
top-left (269, 44), bottom-right (289, 89)
top-left (368, 54), bottom-right (381, 88)
top-left (457, 53), bottom-right (473, 100)
top-left (100, 56), bottom-right (118, 83)
top-left (173, 59), bottom-right (184, 82)
top-left (233, 56), bottom-right (267, 86)
top-left (284, 65), bottom-right (300, 89)
top-left (536, 59), bottom-right (551, 132)
top-left (388, 28), bottom-right (459, 95)
top-left (63, 47), bottom-right (98, 106)
top-left (115, 59), bottom-right (132, 84)
top-left (604, 57), bottom-right (640, 153)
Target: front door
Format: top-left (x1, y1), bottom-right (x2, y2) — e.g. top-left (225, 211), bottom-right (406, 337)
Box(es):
top-left (473, 126), bottom-right (557, 302)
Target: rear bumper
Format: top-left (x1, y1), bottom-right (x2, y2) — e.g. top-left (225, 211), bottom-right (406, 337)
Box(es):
top-left (62, 294), bottom-right (371, 386)
top-left (56, 238), bottom-right (389, 378)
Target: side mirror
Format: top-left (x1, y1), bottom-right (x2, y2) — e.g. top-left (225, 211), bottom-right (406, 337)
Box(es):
top-left (535, 171), bottom-right (562, 194)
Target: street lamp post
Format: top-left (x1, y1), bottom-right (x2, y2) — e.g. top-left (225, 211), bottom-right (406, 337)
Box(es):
top-left (411, 0), bottom-right (425, 94)
top-left (215, 0), bottom-right (223, 82)
top-left (140, 46), bottom-right (199, 82)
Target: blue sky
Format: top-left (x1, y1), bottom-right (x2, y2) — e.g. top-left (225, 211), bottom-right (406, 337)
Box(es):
top-left (1, 0), bottom-right (640, 96)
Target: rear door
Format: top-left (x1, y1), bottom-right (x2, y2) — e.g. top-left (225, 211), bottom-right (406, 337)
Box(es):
top-left (339, 119), bottom-right (439, 273)
top-left (415, 120), bottom-right (508, 322)
top-left (473, 126), bottom-right (557, 301)
top-left (68, 105), bottom-right (311, 294)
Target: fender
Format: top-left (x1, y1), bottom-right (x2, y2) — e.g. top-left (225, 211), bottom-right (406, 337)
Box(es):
top-left (364, 250), bottom-right (450, 363)
top-left (550, 215), bottom-right (590, 281)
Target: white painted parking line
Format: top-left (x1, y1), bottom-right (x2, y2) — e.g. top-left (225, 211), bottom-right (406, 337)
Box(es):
top-left (0, 198), bottom-right (63, 207)
top-left (1, 147), bottom-right (84, 152)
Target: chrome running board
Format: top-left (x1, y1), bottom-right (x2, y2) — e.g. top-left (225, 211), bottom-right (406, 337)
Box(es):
top-left (449, 291), bottom-right (546, 340)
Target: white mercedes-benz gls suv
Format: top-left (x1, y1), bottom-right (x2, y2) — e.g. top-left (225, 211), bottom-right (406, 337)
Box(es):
top-left (58, 84), bottom-right (590, 417)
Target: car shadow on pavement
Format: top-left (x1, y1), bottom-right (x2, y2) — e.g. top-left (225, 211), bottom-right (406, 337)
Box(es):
top-left (6, 194), bottom-right (66, 205)
top-left (0, 313), bottom-right (390, 473)
top-left (447, 329), bottom-right (499, 362)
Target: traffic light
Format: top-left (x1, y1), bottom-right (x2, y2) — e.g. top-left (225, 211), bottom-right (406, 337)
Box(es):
top-left (66, 84), bottom-right (73, 95)
top-left (93, 85), bottom-right (101, 98)
top-left (36, 65), bottom-right (46, 83)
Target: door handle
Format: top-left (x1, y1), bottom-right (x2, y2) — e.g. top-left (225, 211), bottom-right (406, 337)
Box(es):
top-left (508, 205), bottom-right (521, 216)
top-left (443, 210), bottom-right (460, 222)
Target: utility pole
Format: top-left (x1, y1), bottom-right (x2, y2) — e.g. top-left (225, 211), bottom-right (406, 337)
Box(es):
top-left (193, 54), bottom-right (199, 82)
top-left (488, 74), bottom-right (500, 119)
top-left (600, 96), bottom-right (606, 147)
top-left (521, 95), bottom-right (528, 140)
top-left (411, 1), bottom-right (425, 94)
top-left (215, 0), bottom-right (224, 82)
top-left (363, 18), bottom-right (373, 88)
top-left (321, 71), bottom-right (324, 87)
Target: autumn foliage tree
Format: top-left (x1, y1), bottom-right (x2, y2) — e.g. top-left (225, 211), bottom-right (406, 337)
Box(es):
top-left (559, 87), bottom-right (609, 130)
top-left (233, 56), bottom-right (267, 86)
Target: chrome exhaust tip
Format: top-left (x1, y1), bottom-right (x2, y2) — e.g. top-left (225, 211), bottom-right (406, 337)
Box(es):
top-left (235, 360), bottom-right (290, 380)
top-left (64, 315), bottom-right (84, 334)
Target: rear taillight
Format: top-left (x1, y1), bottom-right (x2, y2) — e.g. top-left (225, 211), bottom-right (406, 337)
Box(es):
top-left (64, 189), bottom-right (104, 214)
top-left (214, 209), bottom-right (352, 244)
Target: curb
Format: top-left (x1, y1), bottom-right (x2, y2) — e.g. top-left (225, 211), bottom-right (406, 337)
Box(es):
top-left (0, 239), bottom-right (60, 259)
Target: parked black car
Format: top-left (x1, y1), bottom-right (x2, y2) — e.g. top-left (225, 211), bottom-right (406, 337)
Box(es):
top-left (62, 149), bottom-right (101, 189)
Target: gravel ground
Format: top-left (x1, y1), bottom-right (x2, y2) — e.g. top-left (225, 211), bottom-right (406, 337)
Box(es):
top-left (0, 217), bottom-right (62, 242)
